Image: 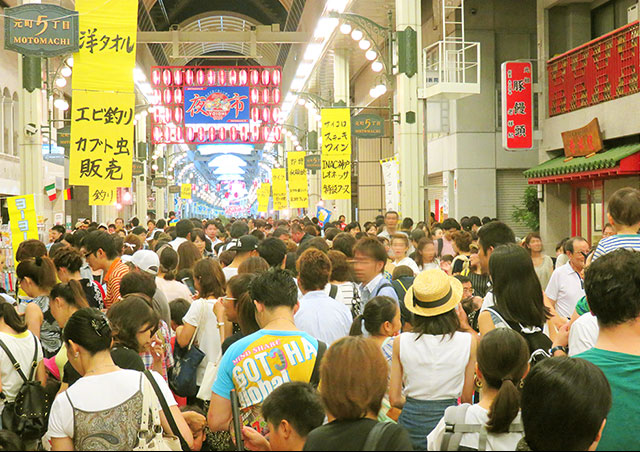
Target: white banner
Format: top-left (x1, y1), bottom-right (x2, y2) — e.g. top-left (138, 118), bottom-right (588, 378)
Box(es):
top-left (381, 157), bottom-right (400, 213)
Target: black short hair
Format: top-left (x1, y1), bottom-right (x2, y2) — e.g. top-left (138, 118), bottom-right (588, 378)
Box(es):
top-left (482, 216), bottom-right (492, 225)
top-left (441, 218), bottom-right (461, 231)
top-left (229, 221), bottom-right (249, 238)
top-left (585, 248), bottom-right (640, 327)
top-left (258, 237), bottom-right (287, 268)
top-left (273, 227), bottom-right (290, 239)
top-left (175, 219), bottom-right (194, 238)
top-left (63, 308), bottom-right (112, 354)
top-left (120, 270), bottom-right (156, 300)
top-left (564, 236), bottom-right (587, 254)
top-left (250, 268), bottom-right (298, 309)
top-left (132, 226), bottom-right (146, 235)
top-left (83, 230), bottom-right (119, 260)
top-left (261, 382), bottom-right (325, 438)
top-left (324, 228), bottom-right (340, 242)
top-left (332, 232), bottom-right (357, 258)
top-left (410, 228), bottom-right (426, 243)
top-left (477, 221), bottom-right (515, 254)
top-left (169, 298), bottom-right (190, 326)
top-left (156, 219), bottom-right (166, 229)
top-left (454, 274), bottom-right (471, 285)
top-left (521, 357), bottom-right (611, 451)
top-left (297, 237), bottom-right (329, 257)
top-left (469, 216), bottom-right (482, 228)
top-left (51, 225), bottom-right (66, 236)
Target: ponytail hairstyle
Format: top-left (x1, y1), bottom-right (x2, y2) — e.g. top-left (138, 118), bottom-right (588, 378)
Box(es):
top-left (0, 299), bottom-right (27, 333)
top-left (228, 274), bottom-right (259, 335)
top-left (16, 256), bottom-right (57, 291)
top-left (349, 296), bottom-right (398, 336)
top-left (50, 280), bottom-right (90, 309)
top-left (477, 328), bottom-right (530, 434)
top-left (52, 247), bottom-right (85, 273)
top-left (158, 245), bottom-right (178, 281)
top-left (62, 308), bottom-right (112, 354)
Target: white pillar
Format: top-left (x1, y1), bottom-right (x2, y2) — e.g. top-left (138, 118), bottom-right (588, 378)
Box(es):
top-left (395, 0), bottom-right (425, 221)
top-left (156, 187), bottom-right (166, 220)
top-left (333, 48), bottom-right (352, 221)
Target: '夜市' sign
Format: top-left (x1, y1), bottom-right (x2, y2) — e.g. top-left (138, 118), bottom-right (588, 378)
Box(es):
top-left (4, 4), bottom-right (79, 57)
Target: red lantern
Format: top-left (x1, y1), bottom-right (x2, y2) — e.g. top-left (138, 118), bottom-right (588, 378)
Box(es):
top-left (152, 127), bottom-right (163, 143)
top-left (262, 107), bottom-right (270, 122)
top-left (174, 89), bottom-right (183, 104)
top-left (209, 127), bottom-right (216, 142)
top-left (186, 127), bottom-right (195, 142)
top-left (272, 69), bottom-right (282, 86)
top-left (261, 70), bottom-right (270, 86)
top-left (151, 69), bottom-right (161, 86)
top-left (197, 127), bottom-right (206, 142)
top-left (218, 70), bottom-right (226, 86)
top-left (272, 107), bottom-right (281, 123)
top-left (239, 69), bottom-right (248, 85)
top-left (251, 125), bottom-right (261, 142)
top-left (273, 126), bottom-right (282, 142)
top-left (262, 89), bottom-right (270, 104)
top-left (175, 126), bottom-right (184, 142)
top-left (174, 107), bottom-right (183, 123)
top-left (228, 69), bottom-right (238, 86)
top-left (173, 69), bottom-right (183, 85)
top-left (196, 69), bottom-right (205, 85)
top-left (218, 127), bottom-right (227, 141)
top-left (272, 88), bottom-right (281, 104)
top-left (250, 88), bottom-right (260, 104)
top-left (151, 89), bottom-right (162, 105)
top-left (206, 69), bottom-right (216, 86)
top-left (162, 69), bottom-right (172, 86)
top-left (262, 126), bottom-right (271, 141)
top-left (164, 127), bottom-right (172, 142)
top-left (240, 126), bottom-right (249, 142)
top-left (230, 127), bottom-right (238, 141)
top-left (250, 70), bottom-right (260, 86)
top-left (163, 89), bottom-right (173, 104)
top-left (185, 69), bottom-right (194, 86)
top-left (251, 107), bottom-right (260, 122)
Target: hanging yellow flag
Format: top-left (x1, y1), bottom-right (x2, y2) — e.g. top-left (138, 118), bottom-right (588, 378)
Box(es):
top-left (321, 108), bottom-right (352, 200)
top-left (257, 183), bottom-right (271, 213)
top-left (287, 151), bottom-right (308, 209)
top-left (181, 184), bottom-right (192, 199)
top-left (272, 168), bottom-right (288, 211)
top-left (7, 194), bottom-right (39, 261)
top-left (88, 186), bottom-right (117, 206)
top-left (70, 0), bottom-right (138, 190)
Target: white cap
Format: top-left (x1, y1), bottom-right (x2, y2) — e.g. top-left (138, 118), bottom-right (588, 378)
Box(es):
top-left (130, 250), bottom-right (160, 275)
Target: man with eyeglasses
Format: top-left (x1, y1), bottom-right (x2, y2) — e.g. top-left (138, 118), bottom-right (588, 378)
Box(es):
top-left (545, 236), bottom-right (589, 319)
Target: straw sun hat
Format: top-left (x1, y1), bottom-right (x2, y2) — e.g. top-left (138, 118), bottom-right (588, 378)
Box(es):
top-left (404, 269), bottom-right (463, 317)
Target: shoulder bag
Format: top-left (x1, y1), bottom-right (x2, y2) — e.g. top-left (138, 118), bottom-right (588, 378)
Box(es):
top-left (134, 373), bottom-right (181, 451)
top-left (169, 301), bottom-right (206, 397)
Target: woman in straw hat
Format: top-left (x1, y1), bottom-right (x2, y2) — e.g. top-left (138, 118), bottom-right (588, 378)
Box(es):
top-left (389, 268), bottom-right (478, 450)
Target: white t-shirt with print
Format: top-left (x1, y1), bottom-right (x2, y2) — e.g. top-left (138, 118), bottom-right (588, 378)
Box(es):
top-left (182, 298), bottom-right (223, 385)
top-left (568, 312), bottom-right (599, 356)
top-left (47, 369), bottom-right (175, 439)
top-left (393, 257), bottom-right (420, 275)
top-left (0, 330), bottom-right (43, 403)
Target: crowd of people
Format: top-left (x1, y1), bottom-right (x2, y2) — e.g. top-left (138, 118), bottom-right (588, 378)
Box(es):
top-left (0, 187), bottom-right (638, 451)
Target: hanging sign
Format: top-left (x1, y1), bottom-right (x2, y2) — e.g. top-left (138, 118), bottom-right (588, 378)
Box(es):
top-left (181, 184), bottom-right (192, 199)
top-left (304, 154), bottom-right (321, 171)
top-left (501, 61), bottom-right (533, 151)
top-left (4, 4), bottom-right (79, 57)
top-left (153, 177), bottom-right (168, 187)
top-left (561, 118), bottom-right (604, 158)
top-left (321, 108), bottom-right (352, 200)
top-left (169, 185), bottom-right (181, 194)
top-left (88, 186), bottom-right (116, 205)
top-left (272, 168), bottom-right (288, 211)
top-left (132, 161), bottom-right (144, 176)
top-left (184, 87), bottom-right (250, 124)
top-left (257, 183), bottom-right (271, 213)
top-left (380, 157), bottom-right (400, 212)
top-left (352, 114), bottom-right (385, 138)
top-left (316, 206), bottom-right (332, 228)
top-left (287, 151), bottom-right (308, 209)
top-left (7, 194), bottom-right (38, 260)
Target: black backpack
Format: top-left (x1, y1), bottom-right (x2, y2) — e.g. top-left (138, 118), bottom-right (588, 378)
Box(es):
top-left (485, 307), bottom-right (552, 366)
top-left (0, 335), bottom-right (51, 441)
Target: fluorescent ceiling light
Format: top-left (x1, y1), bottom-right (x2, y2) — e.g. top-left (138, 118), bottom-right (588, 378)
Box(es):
top-left (209, 154), bottom-right (247, 168)
top-left (304, 43), bottom-right (323, 61)
top-left (314, 18), bottom-right (339, 39)
top-left (213, 166), bottom-right (245, 175)
top-left (326, 0), bottom-right (348, 13)
top-left (197, 144), bottom-right (254, 155)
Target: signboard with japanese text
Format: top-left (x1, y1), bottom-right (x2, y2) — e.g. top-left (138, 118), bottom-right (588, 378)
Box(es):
top-left (7, 194), bottom-right (38, 260)
top-left (4, 4), bottom-right (79, 57)
top-left (257, 183), bottom-right (271, 213)
top-left (381, 157), bottom-right (400, 212)
top-left (169, 185), bottom-right (181, 194)
top-left (132, 161), bottom-right (144, 176)
top-left (352, 114), bottom-right (385, 138)
top-left (153, 177), bottom-right (168, 187)
top-left (184, 87), bottom-right (250, 125)
top-left (304, 154), bottom-right (321, 171)
top-left (272, 168), bottom-right (288, 211)
top-left (561, 118), bottom-right (604, 158)
top-left (501, 62), bottom-right (533, 151)
top-left (69, 0), bottom-right (137, 190)
top-left (321, 108), bottom-right (352, 200)
top-left (287, 151), bottom-right (308, 208)
top-left (181, 184), bottom-right (192, 199)
top-left (88, 186), bottom-right (116, 205)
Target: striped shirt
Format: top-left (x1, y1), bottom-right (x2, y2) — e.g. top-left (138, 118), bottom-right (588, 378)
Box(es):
top-left (592, 234), bottom-right (640, 261)
top-left (104, 258), bottom-right (130, 309)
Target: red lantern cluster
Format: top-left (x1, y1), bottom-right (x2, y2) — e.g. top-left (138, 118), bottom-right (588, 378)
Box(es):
top-left (150, 66), bottom-right (283, 145)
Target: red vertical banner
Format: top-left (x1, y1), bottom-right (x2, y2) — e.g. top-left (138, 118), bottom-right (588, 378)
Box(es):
top-left (502, 62), bottom-right (533, 151)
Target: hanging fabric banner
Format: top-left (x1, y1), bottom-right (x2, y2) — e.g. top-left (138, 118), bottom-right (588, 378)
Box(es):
top-left (7, 194), bottom-right (38, 260)
top-left (272, 168), bottom-right (288, 211)
top-left (321, 108), bottom-right (351, 200)
top-left (257, 183), bottom-right (271, 213)
top-left (69, 0), bottom-right (137, 190)
top-left (287, 151), bottom-right (308, 209)
top-left (88, 186), bottom-right (117, 206)
top-left (380, 157), bottom-right (400, 213)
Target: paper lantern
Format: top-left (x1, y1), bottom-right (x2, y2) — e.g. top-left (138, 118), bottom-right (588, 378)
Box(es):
top-left (239, 69), bottom-right (248, 85)
top-left (228, 69), bottom-right (238, 86)
top-left (218, 127), bottom-right (226, 141)
top-left (206, 69), bottom-right (216, 86)
top-left (250, 70), bottom-right (260, 85)
top-left (151, 69), bottom-right (161, 86)
top-left (174, 89), bottom-right (183, 104)
top-left (251, 107), bottom-right (260, 122)
top-left (196, 69), bottom-right (205, 85)
top-left (162, 69), bottom-right (172, 86)
top-left (262, 107), bottom-right (270, 122)
top-left (209, 127), bottom-right (216, 142)
top-left (173, 69), bottom-right (183, 85)
top-left (174, 107), bottom-right (183, 123)
top-left (218, 70), bottom-right (226, 86)
top-left (262, 89), bottom-right (270, 104)
top-left (250, 88), bottom-right (260, 104)
top-left (185, 69), bottom-right (194, 86)
top-left (272, 89), bottom-right (281, 104)
top-left (163, 89), bottom-right (172, 104)
top-left (272, 69), bottom-right (282, 86)
top-left (261, 70), bottom-right (270, 86)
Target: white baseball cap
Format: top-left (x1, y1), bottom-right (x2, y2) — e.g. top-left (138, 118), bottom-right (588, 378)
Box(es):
top-left (130, 250), bottom-right (160, 275)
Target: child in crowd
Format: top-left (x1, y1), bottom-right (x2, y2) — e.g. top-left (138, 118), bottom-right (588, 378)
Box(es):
top-left (391, 234), bottom-right (420, 275)
top-left (592, 187), bottom-right (640, 261)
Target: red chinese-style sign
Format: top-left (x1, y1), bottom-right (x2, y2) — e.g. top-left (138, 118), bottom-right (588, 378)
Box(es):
top-left (561, 118), bottom-right (604, 158)
top-left (150, 66), bottom-right (283, 145)
top-left (502, 62), bottom-right (533, 151)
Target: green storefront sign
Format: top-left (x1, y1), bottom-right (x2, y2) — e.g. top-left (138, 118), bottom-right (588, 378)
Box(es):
top-left (352, 114), bottom-right (385, 138)
top-left (4, 4), bottom-right (79, 57)
top-left (169, 185), bottom-right (180, 194)
top-left (154, 177), bottom-right (168, 188)
top-left (132, 161), bottom-right (144, 176)
top-left (305, 154), bottom-right (322, 171)
top-left (57, 125), bottom-right (70, 156)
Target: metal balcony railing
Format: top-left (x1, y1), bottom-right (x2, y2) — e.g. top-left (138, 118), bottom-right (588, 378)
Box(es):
top-left (421, 40), bottom-right (481, 100)
top-left (547, 21), bottom-right (639, 117)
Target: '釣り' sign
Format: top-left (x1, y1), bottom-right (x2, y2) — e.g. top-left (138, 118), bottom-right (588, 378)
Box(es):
top-left (501, 61), bottom-right (533, 151)
top-left (321, 108), bottom-right (352, 200)
top-left (4, 4), bottom-right (79, 57)
top-left (88, 186), bottom-right (116, 205)
top-left (352, 114), bottom-right (384, 138)
top-left (561, 118), bottom-right (603, 158)
top-left (184, 87), bottom-right (250, 125)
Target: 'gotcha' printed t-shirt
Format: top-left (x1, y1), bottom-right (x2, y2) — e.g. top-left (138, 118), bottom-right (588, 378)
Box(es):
top-left (212, 329), bottom-right (320, 433)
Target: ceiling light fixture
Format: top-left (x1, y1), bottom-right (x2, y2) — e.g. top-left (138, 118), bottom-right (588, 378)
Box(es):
top-left (371, 61), bottom-right (383, 72)
top-left (351, 29), bottom-right (363, 41)
top-left (365, 49), bottom-right (377, 61)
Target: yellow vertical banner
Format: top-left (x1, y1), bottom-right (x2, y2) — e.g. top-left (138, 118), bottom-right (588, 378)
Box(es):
top-left (88, 186), bottom-right (117, 206)
top-left (321, 108), bottom-right (352, 200)
top-left (257, 183), bottom-right (271, 213)
top-left (69, 0), bottom-right (138, 189)
top-left (7, 195), bottom-right (39, 260)
top-left (181, 184), bottom-right (192, 199)
top-left (272, 168), bottom-right (288, 211)
top-left (287, 151), bottom-right (308, 209)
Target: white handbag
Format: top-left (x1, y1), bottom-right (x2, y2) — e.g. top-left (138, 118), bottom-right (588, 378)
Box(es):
top-left (133, 375), bottom-right (182, 451)
top-left (196, 355), bottom-right (221, 401)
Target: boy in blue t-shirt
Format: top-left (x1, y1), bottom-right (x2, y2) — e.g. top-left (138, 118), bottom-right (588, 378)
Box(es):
top-left (592, 187), bottom-right (640, 261)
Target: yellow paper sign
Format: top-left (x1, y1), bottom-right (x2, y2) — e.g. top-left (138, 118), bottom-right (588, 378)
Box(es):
top-left (272, 168), bottom-right (288, 211)
top-left (287, 151), bottom-right (308, 208)
top-left (257, 183), bottom-right (271, 213)
top-left (181, 184), bottom-right (192, 199)
top-left (320, 108), bottom-right (352, 200)
top-left (69, 91), bottom-right (135, 188)
top-left (89, 186), bottom-right (117, 205)
top-left (7, 194), bottom-right (39, 260)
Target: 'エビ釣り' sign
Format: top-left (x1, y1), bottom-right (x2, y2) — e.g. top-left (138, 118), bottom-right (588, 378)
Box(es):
top-left (561, 118), bottom-right (604, 159)
top-left (4, 4), bottom-right (79, 57)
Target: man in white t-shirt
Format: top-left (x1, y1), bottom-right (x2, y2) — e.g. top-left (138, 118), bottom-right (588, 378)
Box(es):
top-left (222, 235), bottom-right (259, 281)
top-left (169, 219), bottom-right (194, 251)
top-left (545, 237), bottom-right (588, 319)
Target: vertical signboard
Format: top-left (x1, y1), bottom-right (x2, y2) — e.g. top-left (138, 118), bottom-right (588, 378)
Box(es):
top-left (257, 183), bottom-right (271, 213)
top-left (287, 151), bottom-right (308, 209)
top-left (501, 62), bottom-right (533, 151)
top-left (380, 157), bottom-right (400, 213)
top-left (272, 168), bottom-right (288, 211)
top-left (321, 108), bottom-right (352, 200)
top-left (7, 195), bottom-right (38, 260)
top-left (181, 184), bottom-right (192, 199)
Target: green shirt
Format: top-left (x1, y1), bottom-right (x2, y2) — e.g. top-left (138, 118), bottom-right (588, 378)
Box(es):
top-left (575, 296), bottom-right (589, 316)
top-left (577, 348), bottom-right (640, 451)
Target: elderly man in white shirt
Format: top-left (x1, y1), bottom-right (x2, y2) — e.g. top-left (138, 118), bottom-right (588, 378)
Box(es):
top-left (294, 248), bottom-right (352, 346)
top-left (545, 237), bottom-right (589, 319)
